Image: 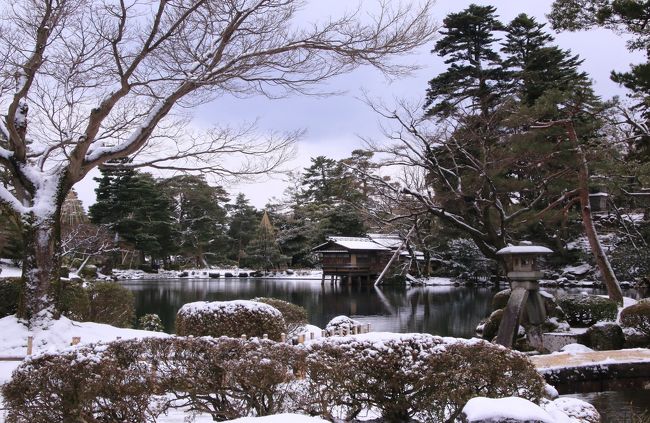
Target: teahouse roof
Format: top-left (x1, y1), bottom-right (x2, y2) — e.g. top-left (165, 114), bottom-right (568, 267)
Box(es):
top-left (496, 245), bottom-right (553, 255)
top-left (312, 236), bottom-right (391, 252)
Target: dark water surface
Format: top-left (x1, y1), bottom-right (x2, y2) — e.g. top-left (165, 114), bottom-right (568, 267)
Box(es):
top-left (124, 277), bottom-right (496, 336)
top-left (563, 390), bottom-right (650, 422)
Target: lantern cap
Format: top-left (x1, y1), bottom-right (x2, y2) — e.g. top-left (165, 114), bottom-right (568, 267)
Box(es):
top-left (496, 245), bottom-right (553, 255)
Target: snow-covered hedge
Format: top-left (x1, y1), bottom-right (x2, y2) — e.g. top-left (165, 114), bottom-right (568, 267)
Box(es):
top-left (2, 340), bottom-right (155, 423)
top-left (2, 337), bottom-right (307, 422)
top-left (176, 300), bottom-right (286, 340)
top-left (557, 294), bottom-right (617, 327)
top-left (253, 297), bottom-right (308, 336)
top-left (620, 299), bottom-right (650, 336)
top-left (300, 333), bottom-right (546, 422)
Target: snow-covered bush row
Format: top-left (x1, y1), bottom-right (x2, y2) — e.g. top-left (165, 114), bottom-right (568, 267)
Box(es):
top-left (620, 298), bottom-right (650, 336)
top-left (556, 294), bottom-right (617, 327)
top-left (2, 333), bottom-right (550, 423)
top-left (300, 333), bottom-right (546, 422)
top-left (253, 297), bottom-right (308, 337)
top-left (2, 337), bottom-right (306, 422)
top-left (176, 300), bottom-right (286, 340)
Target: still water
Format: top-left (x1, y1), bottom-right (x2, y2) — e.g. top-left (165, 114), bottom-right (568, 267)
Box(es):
top-left (124, 277), bottom-right (496, 336)
top-left (123, 278), bottom-right (649, 421)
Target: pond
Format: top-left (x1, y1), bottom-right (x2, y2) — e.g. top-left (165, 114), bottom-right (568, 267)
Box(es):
top-left (124, 277), bottom-right (497, 336)
top-left (123, 278), bottom-right (649, 421)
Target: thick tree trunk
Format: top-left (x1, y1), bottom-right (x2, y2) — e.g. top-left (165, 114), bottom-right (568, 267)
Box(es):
top-left (566, 123), bottom-right (624, 306)
top-left (18, 211), bottom-right (63, 322)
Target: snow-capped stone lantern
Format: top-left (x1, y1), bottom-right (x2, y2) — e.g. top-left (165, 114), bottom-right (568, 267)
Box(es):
top-left (495, 243), bottom-right (552, 349)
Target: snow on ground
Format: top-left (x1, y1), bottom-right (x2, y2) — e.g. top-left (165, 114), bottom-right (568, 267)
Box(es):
top-left (408, 276), bottom-right (457, 286)
top-left (110, 268), bottom-right (323, 281)
top-left (0, 260), bottom-right (20, 278)
top-left (463, 396), bottom-right (600, 423)
top-left (462, 397), bottom-right (556, 423)
top-left (562, 263), bottom-right (592, 276)
top-left (0, 315), bottom-right (169, 360)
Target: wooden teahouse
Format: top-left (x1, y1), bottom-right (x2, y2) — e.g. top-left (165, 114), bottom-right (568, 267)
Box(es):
top-left (312, 236), bottom-right (395, 284)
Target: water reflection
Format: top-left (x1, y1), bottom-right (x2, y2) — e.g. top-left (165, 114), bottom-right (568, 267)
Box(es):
top-left (123, 278), bottom-right (497, 337)
top-left (565, 390), bottom-right (650, 421)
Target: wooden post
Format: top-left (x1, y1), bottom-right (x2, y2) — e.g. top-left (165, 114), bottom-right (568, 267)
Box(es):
top-left (26, 336), bottom-right (33, 355)
top-left (263, 334), bottom-right (268, 339)
top-left (321, 273), bottom-right (326, 286)
top-left (241, 334), bottom-right (247, 340)
top-left (374, 225), bottom-right (415, 286)
top-left (298, 334), bottom-right (305, 344)
top-left (71, 336), bottom-right (81, 346)
top-left (321, 330), bottom-right (327, 338)
top-left (281, 333), bottom-right (286, 343)
top-left (310, 332), bottom-right (315, 340)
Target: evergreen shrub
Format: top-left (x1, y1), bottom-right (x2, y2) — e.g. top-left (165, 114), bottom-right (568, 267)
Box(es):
top-left (253, 297), bottom-right (308, 336)
top-left (302, 334), bottom-right (545, 422)
top-left (89, 282), bottom-right (136, 327)
top-left (176, 300), bottom-right (285, 340)
top-left (557, 295), bottom-right (617, 327)
top-left (0, 278), bottom-right (21, 317)
top-left (51, 279), bottom-right (90, 321)
top-left (620, 299), bottom-right (650, 336)
top-left (138, 313), bottom-right (165, 332)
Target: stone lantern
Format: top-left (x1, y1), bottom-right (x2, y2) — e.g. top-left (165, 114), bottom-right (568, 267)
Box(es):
top-left (494, 244), bottom-right (552, 349)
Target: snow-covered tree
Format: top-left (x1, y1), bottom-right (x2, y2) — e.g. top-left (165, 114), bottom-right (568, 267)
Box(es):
top-left (0, 0), bottom-right (437, 322)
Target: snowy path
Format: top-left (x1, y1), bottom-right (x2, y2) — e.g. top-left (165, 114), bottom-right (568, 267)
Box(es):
top-left (531, 348), bottom-right (650, 370)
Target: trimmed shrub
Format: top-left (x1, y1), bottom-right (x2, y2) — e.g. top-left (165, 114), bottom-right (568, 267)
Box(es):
top-left (253, 297), bottom-right (308, 336)
top-left (0, 278), bottom-right (21, 318)
top-left (325, 315), bottom-right (360, 335)
top-left (301, 334), bottom-right (545, 422)
top-left (176, 300), bottom-right (285, 340)
top-left (51, 279), bottom-right (90, 321)
top-left (557, 294), bottom-right (617, 327)
top-left (89, 282), bottom-right (136, 328)
top-left (138, 313), bottom-right (165, 332)
top-left (620, 299), bottom-right (650, 336)
top-left (2, 340), bottom-right (156, 423)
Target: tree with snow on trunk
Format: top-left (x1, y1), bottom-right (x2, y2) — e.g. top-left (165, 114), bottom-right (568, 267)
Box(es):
top-left (0, 0), bottom-right (437, 324)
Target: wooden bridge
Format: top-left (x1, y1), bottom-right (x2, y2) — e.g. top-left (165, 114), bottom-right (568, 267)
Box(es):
top-left (531, 348), bottom-right (650, 394)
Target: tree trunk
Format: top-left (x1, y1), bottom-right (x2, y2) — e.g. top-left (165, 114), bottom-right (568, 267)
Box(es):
top-left (18, 211), bottom-right (63, 322)
top-left (565, 123), bottom-right (624, 305)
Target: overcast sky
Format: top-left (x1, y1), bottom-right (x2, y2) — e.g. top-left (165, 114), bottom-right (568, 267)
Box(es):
top-left (75, 0), bottom-right (642, 209)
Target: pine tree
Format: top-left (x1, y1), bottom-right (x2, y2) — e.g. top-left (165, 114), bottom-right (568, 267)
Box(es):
top-left (89, 168), bottom-right (177, 265)
top-left (244, 211), bottom-right (287, 271)
top-left (226, 194), bottom-right (261, 265)
top-left (425, 4), bottom-right (506, 119)
top-left (161, 175), bottom-right (229, 267)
